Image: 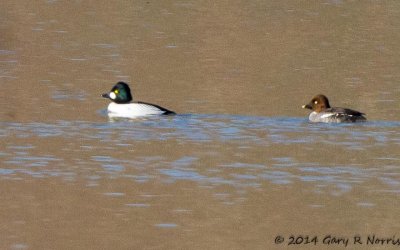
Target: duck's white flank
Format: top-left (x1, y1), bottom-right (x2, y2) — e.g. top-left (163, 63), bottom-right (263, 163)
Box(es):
top-left (107, 102), bottom-right (167, 118)
top-left (320, 113), bottom-right (335, 119)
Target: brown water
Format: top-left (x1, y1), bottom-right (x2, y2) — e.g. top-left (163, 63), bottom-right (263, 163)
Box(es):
top-left (1, 1), bottom-right (400, 249)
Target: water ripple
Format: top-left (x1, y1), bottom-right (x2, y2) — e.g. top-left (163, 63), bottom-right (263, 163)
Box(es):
top-left (1, 115), bottom-right (400, 195)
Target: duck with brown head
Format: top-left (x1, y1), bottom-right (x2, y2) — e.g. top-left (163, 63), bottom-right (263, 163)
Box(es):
top-left (302, 94), bottom-right (366, 123)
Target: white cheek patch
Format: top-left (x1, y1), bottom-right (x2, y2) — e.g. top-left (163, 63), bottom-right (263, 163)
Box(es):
top-left (109, 92), bottom-right (116, 99)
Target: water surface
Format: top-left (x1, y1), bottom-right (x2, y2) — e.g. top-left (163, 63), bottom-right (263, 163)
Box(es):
top-left (1, 115), bottom-right (400, 248)
top-left (1, 0), bottom-right (400, 249)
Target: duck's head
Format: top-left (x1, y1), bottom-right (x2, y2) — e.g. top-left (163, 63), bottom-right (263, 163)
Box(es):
top-left (302, 94), bottom-right (331, 113)
top-left (102, 82), bottom-right (133, 104)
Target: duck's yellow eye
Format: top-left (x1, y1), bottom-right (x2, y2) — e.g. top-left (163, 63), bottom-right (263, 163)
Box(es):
top-left (314, 101), bottom-right (318, 104)
top-left (114, 90), bottom-right (119, 94)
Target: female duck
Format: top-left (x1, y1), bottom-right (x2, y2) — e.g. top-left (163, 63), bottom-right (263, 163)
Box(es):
top-left (102, 82), bottom-right (175, 118)
top-left (302, 94), bottom-right (366, 123)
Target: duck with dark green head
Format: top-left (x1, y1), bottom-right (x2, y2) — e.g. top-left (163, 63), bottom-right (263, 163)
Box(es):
top-left (102, 82), bottom-right (175, 118)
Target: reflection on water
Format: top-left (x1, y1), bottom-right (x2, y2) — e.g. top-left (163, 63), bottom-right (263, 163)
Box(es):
top-left (2, 115), bottom-right (399, 248)
top-left (1, 114), bottom-right (400, 196)
top-left (155, 223), bottom-right (178, 228)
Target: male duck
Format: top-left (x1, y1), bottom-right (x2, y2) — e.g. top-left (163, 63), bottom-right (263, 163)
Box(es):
top-left (102, 82), bottom-right (175, 118)
top-left (302, 94), bottom-right (366, 123)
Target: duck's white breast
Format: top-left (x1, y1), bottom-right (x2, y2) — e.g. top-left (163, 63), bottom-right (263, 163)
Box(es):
top-left (309, 111), bottom-right (337, 123)
top-left (107, 102), bottom-right (166, 118)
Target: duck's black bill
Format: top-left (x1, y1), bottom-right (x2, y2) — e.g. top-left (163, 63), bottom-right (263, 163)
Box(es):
top-left (302, 104), bottom-right (312, 110)
top-left (102, 93), bottom-right (109, 99)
